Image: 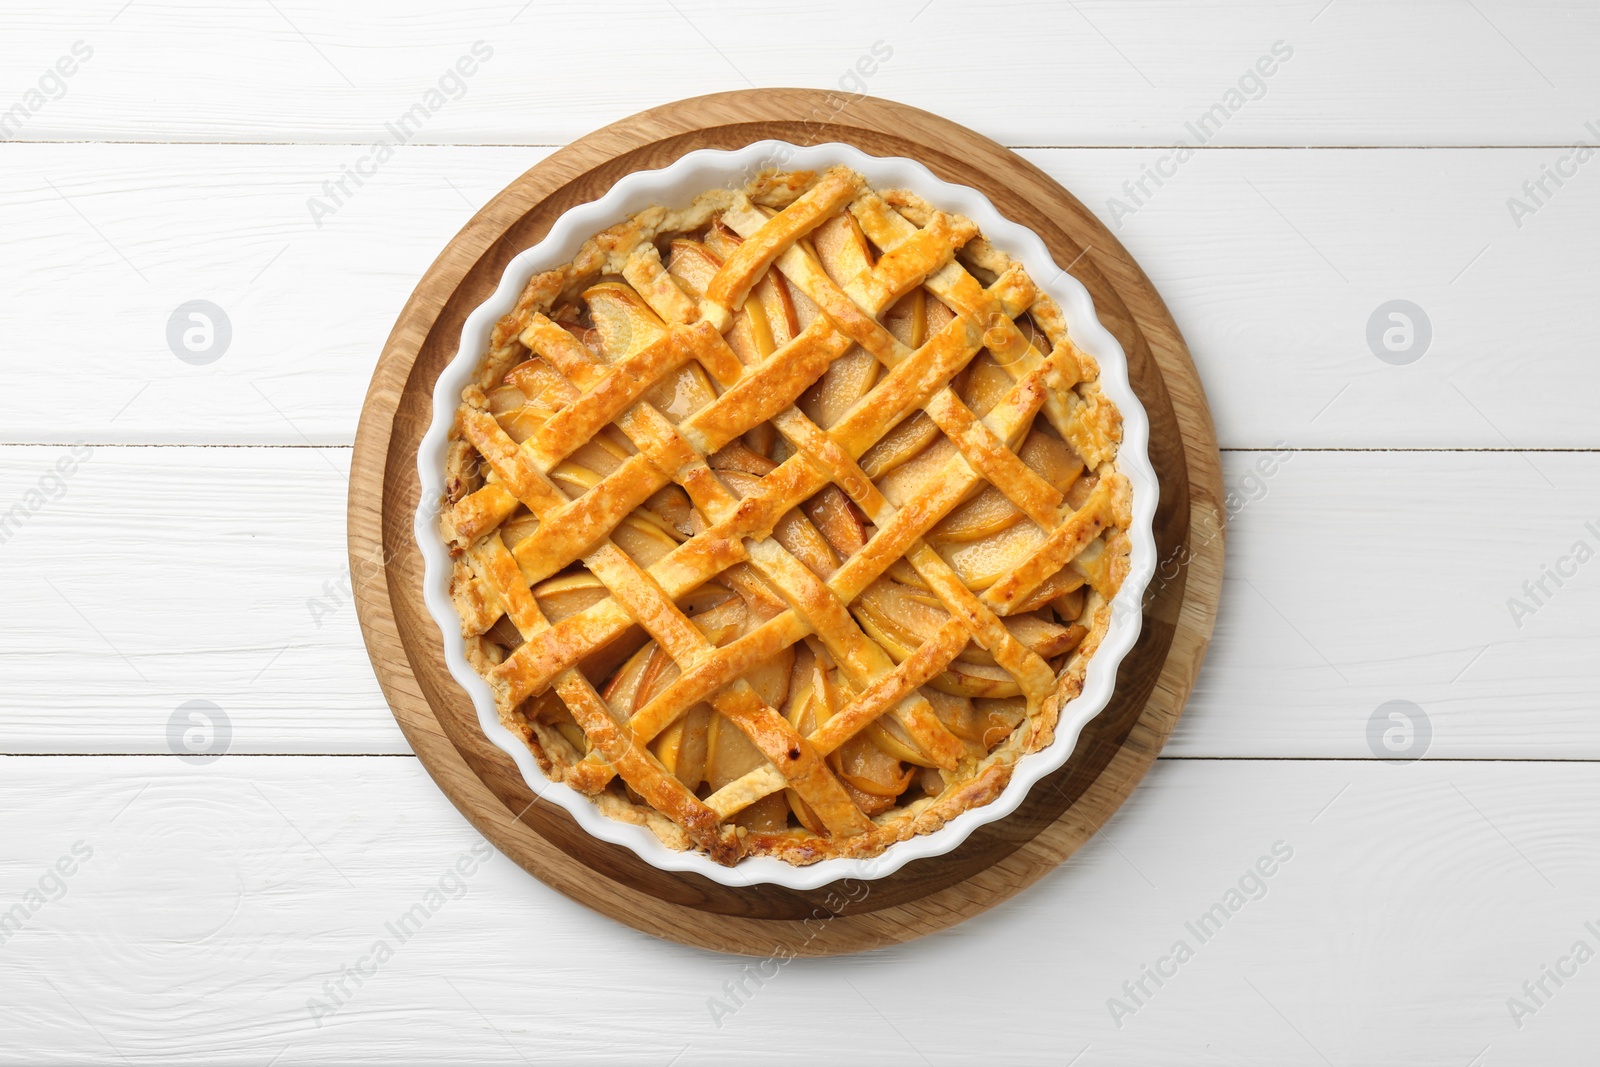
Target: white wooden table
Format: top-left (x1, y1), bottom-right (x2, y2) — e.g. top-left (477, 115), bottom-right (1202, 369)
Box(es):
top-left (3, 2), bottom-right (1597, 1062)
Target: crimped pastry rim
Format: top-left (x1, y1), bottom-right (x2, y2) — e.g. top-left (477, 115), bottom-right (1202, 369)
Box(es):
top-left (415, 141), bottom-right (1159, 889)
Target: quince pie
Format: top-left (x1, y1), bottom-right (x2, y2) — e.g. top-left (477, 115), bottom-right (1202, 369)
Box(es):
top-left (440, 164), bottom-right (1131, 866)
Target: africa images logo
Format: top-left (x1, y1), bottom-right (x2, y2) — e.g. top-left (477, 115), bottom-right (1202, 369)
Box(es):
top-left (1106, 841), bottom-right (1295, 1028)
top-left (305, 41), bottom-right (494, 229)
top-left (0, 40), bottom-right (94, 141)
top-left (1504, 121), bottom-right (1600, 230)
top-left (1105, 40), bottom-right (1294, 228)
top-left (1505, 520), bottom-right (1600, 629)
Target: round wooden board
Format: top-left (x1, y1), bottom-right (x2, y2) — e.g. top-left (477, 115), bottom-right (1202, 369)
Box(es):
top-left (349, 89), bottom-right (1224, 957)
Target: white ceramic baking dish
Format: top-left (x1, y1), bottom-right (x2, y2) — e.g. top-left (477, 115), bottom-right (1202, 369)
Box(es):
top-left (415, 140), bottom-right (1158, 889)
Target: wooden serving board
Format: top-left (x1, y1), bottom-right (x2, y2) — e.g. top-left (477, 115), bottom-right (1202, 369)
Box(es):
top-left (348, 90), bottom-right (1223, 956)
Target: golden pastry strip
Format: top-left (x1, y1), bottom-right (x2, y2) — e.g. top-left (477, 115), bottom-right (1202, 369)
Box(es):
top-left (704, 166), bottom-right (861, 313)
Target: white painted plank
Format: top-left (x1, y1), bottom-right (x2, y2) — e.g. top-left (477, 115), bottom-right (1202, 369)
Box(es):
top-left (2, 1), bottom-right (1598, 146)
top-left (0, 754), bottom-right (1594, 1063)
top-left (0, 445), bottom-right (404, 755)
top-left (3, 144), bottom-right (1598, 448)
top-left (1183, 448), bottom-right (1600, 760)
top-left (1, 445), bottom-right (1596, 759)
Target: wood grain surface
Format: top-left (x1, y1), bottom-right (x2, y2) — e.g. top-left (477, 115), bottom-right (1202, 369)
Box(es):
top-left (347, 90), bottom-right (1223, 953)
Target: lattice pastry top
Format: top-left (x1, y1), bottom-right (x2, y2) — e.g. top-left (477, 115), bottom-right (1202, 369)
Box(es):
top-left (440, 164), bottom-right (1131, 867)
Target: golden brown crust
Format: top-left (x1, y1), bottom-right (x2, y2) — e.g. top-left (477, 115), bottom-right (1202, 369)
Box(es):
top-left (437, 165), bottom-right (1132, 866)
